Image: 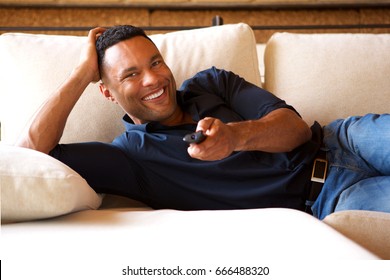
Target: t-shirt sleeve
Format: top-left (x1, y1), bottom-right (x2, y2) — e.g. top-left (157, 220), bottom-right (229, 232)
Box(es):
top-left (179, 67), bottom-right (299, 120)
top-left (49, 142), bottom-right (143, 200)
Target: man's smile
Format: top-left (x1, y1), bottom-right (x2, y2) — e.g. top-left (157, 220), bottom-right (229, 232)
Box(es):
top-left (142, 88), bottom-right (165, 101)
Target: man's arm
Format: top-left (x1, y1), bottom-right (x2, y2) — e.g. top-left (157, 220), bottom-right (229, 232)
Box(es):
top-left (16, 27), bottom-right (105, 154)
top-left (188, 108), bottom-right (312, 161)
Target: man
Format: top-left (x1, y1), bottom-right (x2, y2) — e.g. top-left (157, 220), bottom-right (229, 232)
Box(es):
top-left (17, 25), bottom-right (390, 219)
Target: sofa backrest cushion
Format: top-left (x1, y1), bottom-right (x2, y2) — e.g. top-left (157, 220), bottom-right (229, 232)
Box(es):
top-left (0, 23), bottom-right (260, 144)
top-left (264, 33), bottom-right (390, 126)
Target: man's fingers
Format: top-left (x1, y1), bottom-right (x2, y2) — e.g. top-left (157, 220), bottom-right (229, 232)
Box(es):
top-left (88, 27), bottom-right (106, 41)
top-left (196, 117), bottom-right (216, 135)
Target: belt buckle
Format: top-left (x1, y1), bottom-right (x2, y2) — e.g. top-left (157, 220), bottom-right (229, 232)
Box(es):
top-left (311, 158), bottom-right (328, 183)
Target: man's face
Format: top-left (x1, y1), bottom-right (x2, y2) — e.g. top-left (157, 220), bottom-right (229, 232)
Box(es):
top-left (100, 36), bottom-right (178, 125)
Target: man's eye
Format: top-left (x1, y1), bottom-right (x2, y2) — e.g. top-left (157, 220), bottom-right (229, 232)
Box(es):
top-left (152, 60), bottom-right (162, 67)
top-left (126, 72), bottom-right (137, 78)
top-left (121, 72), bottom-right (137, 82)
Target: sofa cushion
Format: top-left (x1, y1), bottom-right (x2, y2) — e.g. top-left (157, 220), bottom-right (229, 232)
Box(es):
top-left (0, 23), bottom-right (260, 145)
top-left (2, 208), bottom-right (379, 261)
top-left (0, 144), bottom-right (102, 223)
top-left (264, 33), bottom-right (390, 126)
top-left (324, 210), bottom-right (390, 259)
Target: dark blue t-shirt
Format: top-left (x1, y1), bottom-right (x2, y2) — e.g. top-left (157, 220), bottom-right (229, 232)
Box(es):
top-left (50, 67), bottom-right (321, 210)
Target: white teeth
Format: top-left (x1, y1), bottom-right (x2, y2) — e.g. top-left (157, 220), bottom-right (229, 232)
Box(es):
top-left (143, 89), bottom-right (164, 101)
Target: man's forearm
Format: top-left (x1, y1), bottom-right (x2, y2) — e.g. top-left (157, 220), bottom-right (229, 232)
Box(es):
top-left (16, 65), bottom-right (93, 154)
top-left (229, 108), bottom-right (312, 153)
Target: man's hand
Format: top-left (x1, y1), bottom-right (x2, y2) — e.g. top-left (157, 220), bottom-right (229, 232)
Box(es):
top-left (187, 108), bottom-right (312, 161)
top-left (187, 117), bottom-right (237, 161)
top-left (77, 27), bottom-right (106, 83)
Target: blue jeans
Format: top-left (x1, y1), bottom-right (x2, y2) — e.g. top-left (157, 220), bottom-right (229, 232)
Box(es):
top-left (312, 114), bottom-right (390, 220)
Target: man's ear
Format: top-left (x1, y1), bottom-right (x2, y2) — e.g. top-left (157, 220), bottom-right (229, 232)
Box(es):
top-left (99, 83), bottom-right (116, 103)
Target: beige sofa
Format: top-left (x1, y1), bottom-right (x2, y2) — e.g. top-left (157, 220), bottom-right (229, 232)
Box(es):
top-left (1, 24), bottom-right (390, 277)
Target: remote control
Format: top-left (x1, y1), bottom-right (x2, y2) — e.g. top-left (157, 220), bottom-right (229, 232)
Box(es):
top-left (183, 131), bottom-right (206, 144)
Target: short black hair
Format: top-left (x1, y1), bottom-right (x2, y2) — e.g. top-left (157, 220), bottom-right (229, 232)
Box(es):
top-left (95, 25), bottom-right (153, 72)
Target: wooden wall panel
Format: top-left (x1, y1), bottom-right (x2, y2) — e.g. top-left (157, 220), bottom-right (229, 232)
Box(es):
top-left (0, 2), bottom-right (389, 41)
top-left (0, 7), bottom-right (149, 35)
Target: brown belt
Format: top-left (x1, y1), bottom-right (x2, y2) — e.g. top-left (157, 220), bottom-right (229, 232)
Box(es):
top-left (305, 149), bottom-right (328, 214)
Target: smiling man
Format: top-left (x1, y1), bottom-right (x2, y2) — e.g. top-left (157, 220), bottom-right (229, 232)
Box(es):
top-left (16, 25), bottom-right (390, 219)
top-left (97, 33), bottom-right (182, 126)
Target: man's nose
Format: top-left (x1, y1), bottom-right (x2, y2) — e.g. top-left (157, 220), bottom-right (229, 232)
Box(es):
top-left (142, 70), bottom-right (159, 87)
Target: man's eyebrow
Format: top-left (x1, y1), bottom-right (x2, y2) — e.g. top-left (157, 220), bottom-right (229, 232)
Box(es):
top-left (150, 53), bottom-right (163, 63)
top-left (150, 53), bottom-right (163, 62)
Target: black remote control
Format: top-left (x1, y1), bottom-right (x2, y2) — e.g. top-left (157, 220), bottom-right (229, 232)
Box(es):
top-left (183, 131), bottom-right (206, 144)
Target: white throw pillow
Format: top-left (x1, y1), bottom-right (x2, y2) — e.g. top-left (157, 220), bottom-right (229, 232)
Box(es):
top-left (0, 145), bottom-right (102, 223)
top-left (0, 23), bottom-right (260, 145)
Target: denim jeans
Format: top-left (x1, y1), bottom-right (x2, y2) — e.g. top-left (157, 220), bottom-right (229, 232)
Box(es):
top-left (311, 114), bottom-right (390, 220)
